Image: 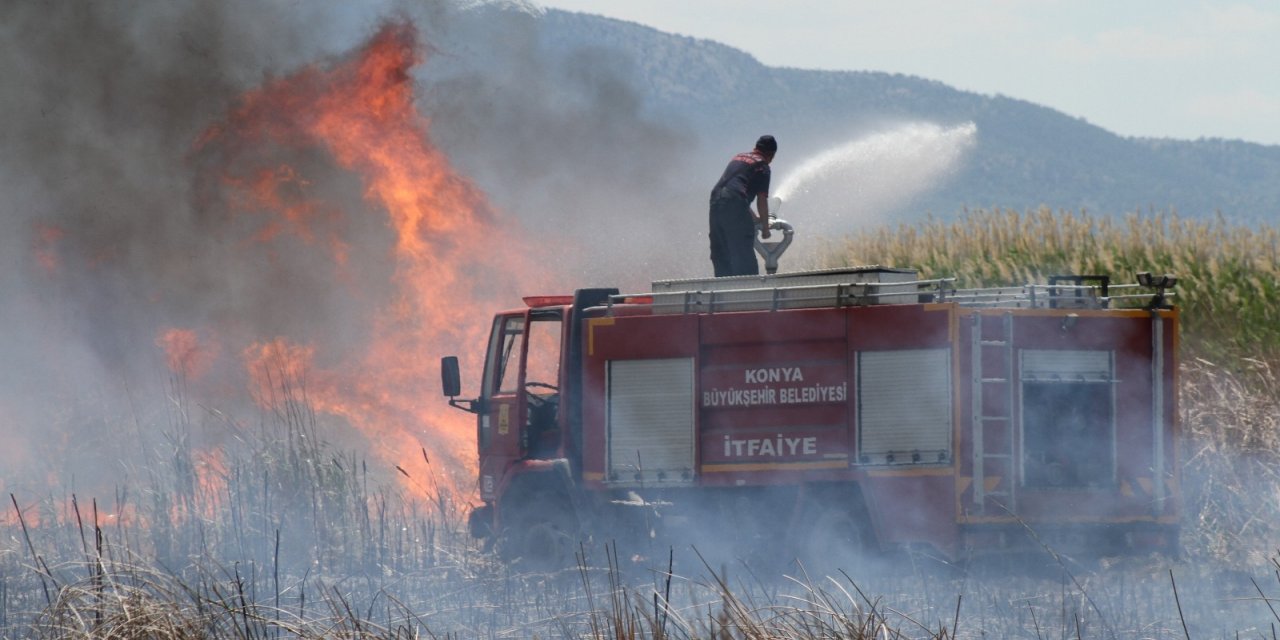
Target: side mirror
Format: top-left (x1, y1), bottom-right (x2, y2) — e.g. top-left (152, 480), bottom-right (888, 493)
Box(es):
top-left (441, 356), bottom-right (481, 413)
top-left (441, 356), bottom-right (461, 397)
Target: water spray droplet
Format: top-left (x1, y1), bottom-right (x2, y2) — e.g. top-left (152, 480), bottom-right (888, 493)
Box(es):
top-left (774, 122), bottom-right (977, 236)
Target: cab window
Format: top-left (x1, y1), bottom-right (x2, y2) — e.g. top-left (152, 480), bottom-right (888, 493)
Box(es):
top-left (524, 313), bottom-right (563, 389)
top-left (484, 316), bottom-right (525, 396)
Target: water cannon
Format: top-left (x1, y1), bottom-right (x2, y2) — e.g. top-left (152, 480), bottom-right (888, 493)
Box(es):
top-left (1136, 271), bottom-right (1178, 309)
top-left (754, 196), bottom-right (794, 274)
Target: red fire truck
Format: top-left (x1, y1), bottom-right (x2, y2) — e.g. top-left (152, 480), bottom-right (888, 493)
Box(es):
top-left (442, 266), bottom-right (1180, 568)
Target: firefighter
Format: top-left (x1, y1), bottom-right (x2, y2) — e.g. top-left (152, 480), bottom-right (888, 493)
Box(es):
top-left (709, 135), bottom-right (776, 277)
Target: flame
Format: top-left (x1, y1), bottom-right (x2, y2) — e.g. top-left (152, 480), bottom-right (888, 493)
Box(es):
top-left (197, 21), bottom-right (548, 501)
top-left (33, 223), bottom-right (65, 273)
top-left (222, 164), bottom-right (354, 270)
top-left (157, 328), bottom-right (220, 382)
top-left (0, 406), bottom-right (20, 526)
top-left (190, 448), bottom-right (228, 517)
top-left (243, 338), bottom-right (316, 400)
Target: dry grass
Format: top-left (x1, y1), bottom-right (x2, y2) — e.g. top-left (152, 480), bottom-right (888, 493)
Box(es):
top-left (1180, 357), bottom-right (1280, 566)
top-left (11, 529), bottom-right (1280, 638)
top-left (822, 207), bottom-right (1280, 359)
top-left (6, 355), bottom-right (1280, 637)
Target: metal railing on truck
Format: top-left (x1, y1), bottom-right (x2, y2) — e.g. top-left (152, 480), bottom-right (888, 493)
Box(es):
top-left (595, 267), bottom-right (1176, 315)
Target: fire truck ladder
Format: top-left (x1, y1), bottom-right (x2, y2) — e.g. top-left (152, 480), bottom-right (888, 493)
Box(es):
top-left (971, 311), bottom-right (1016, 515)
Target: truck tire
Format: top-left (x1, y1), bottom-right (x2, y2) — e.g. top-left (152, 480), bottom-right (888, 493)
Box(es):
top-left (498, 492), bottom-right (578, 572)
top-left (796, 496), bottom-right (872, 578)
top-left (468, 504), bottom-right (494, 540)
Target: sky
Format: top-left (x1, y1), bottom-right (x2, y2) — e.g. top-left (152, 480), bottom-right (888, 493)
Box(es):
top-left (534, 0), bottom-right (1280, 146)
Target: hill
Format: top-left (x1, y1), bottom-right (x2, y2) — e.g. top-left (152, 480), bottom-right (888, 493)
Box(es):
top-left (422, 5), bottom-right (1280, 228)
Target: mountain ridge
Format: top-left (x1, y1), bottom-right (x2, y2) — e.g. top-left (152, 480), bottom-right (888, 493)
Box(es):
top-left (527, 8), bottom-right (1280, 221)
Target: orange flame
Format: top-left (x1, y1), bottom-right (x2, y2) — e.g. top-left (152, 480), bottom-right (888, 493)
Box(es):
top-left (190, 448), bottom-right (228, 517)
top-left (157, 328), bottom-right (220, 381)
top-left (199, 21), bottom-right (549, 500)
top-left (223, 164), bottom-right (353, 270)
top-left (33, 223), bottom-right (65, 274)
top-left (243, 338), bottom-right (314, 390)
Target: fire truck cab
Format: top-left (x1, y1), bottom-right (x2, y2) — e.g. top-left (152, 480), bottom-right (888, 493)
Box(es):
top-left (443, 267), bottom-right (1180, 569)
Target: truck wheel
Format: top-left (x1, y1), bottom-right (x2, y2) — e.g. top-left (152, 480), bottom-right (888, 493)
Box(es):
top-left (799, 505), bottom-right (869, 578)
top-left (520, 517), bottom-right (574, 571)
top-left (468, 504), bottom-right (494, 539)
top-left (499, 497), bottom-right (577, 572)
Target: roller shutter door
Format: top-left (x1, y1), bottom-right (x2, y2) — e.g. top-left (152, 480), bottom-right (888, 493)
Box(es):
top-left (858, 349), bottom-right (952, 464)
top-left (607, 358), bottom-right (696, 486)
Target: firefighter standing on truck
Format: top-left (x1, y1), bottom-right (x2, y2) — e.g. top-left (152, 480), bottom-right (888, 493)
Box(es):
top-left (709, 135), bottom-right (776, 277)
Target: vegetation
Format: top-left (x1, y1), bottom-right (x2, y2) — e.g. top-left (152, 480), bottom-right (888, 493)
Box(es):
top-left (824, 207), bottom-right (1280, 359)
top-left (4, 208), bottom-right (1280, 637)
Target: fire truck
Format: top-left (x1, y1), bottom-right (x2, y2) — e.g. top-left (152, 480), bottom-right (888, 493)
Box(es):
top-left (442, 259), bottom-right (1180, 569)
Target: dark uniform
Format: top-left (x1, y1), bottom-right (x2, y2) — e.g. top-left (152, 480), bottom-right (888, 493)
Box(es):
top-left (709, 147), bottom-right (771, 277)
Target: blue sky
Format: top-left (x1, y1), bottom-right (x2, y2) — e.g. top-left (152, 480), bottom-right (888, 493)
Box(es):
top-left (534, 1), bottom-right (1280, 146)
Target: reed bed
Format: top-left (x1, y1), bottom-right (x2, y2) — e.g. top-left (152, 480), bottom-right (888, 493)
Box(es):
top-left (822, 207), bottom-right (1280, 358)
top-left (5, 358), bottom-right (1280, 637)
top-left (9, 509), bottom-right (1280, 638)
top-left (1180, 356), bottom-right (1280, 567)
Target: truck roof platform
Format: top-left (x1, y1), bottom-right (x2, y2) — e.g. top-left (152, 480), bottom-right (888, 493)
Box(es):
top-left (600, 266), bottom-right (1174, 314)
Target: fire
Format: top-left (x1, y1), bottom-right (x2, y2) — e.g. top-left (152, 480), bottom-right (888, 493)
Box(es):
top-left (195, 21), bottom-right (548, 501)
top-left (157, 328), bottom-right (219, 382)
top-left (242, 338), bottom-right (317, 403)
top-left (33, 223), bottom-right (65, 274)
top-left (191, 448), bottom-right (228, 513)
top-left (222, 164), bottom-right (354, 271)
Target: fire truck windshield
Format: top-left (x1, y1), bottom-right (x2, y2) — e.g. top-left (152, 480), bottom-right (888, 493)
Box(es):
top-left (487, 316), bottom-right (525, 396)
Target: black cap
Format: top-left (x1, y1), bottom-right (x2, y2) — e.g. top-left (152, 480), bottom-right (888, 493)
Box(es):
top-left (755, 134), bottom-right (777, 154)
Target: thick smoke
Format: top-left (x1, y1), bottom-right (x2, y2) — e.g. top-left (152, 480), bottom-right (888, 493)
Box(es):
top-left (0, 0), bottom-right (422, 491)
top-left (0, 0), bottom-right (704, 498)
top-left (414, 4), bottom-right (701, 287)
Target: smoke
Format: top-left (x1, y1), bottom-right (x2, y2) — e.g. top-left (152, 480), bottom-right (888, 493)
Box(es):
top-left (0, 0), bottom-right (424, 491)
top-left (773, 122), bottom-right (977, 236)
top-left (414, 4), bottom-right (701, 287)
top-left (0, 0), bottom-right (706, 499)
